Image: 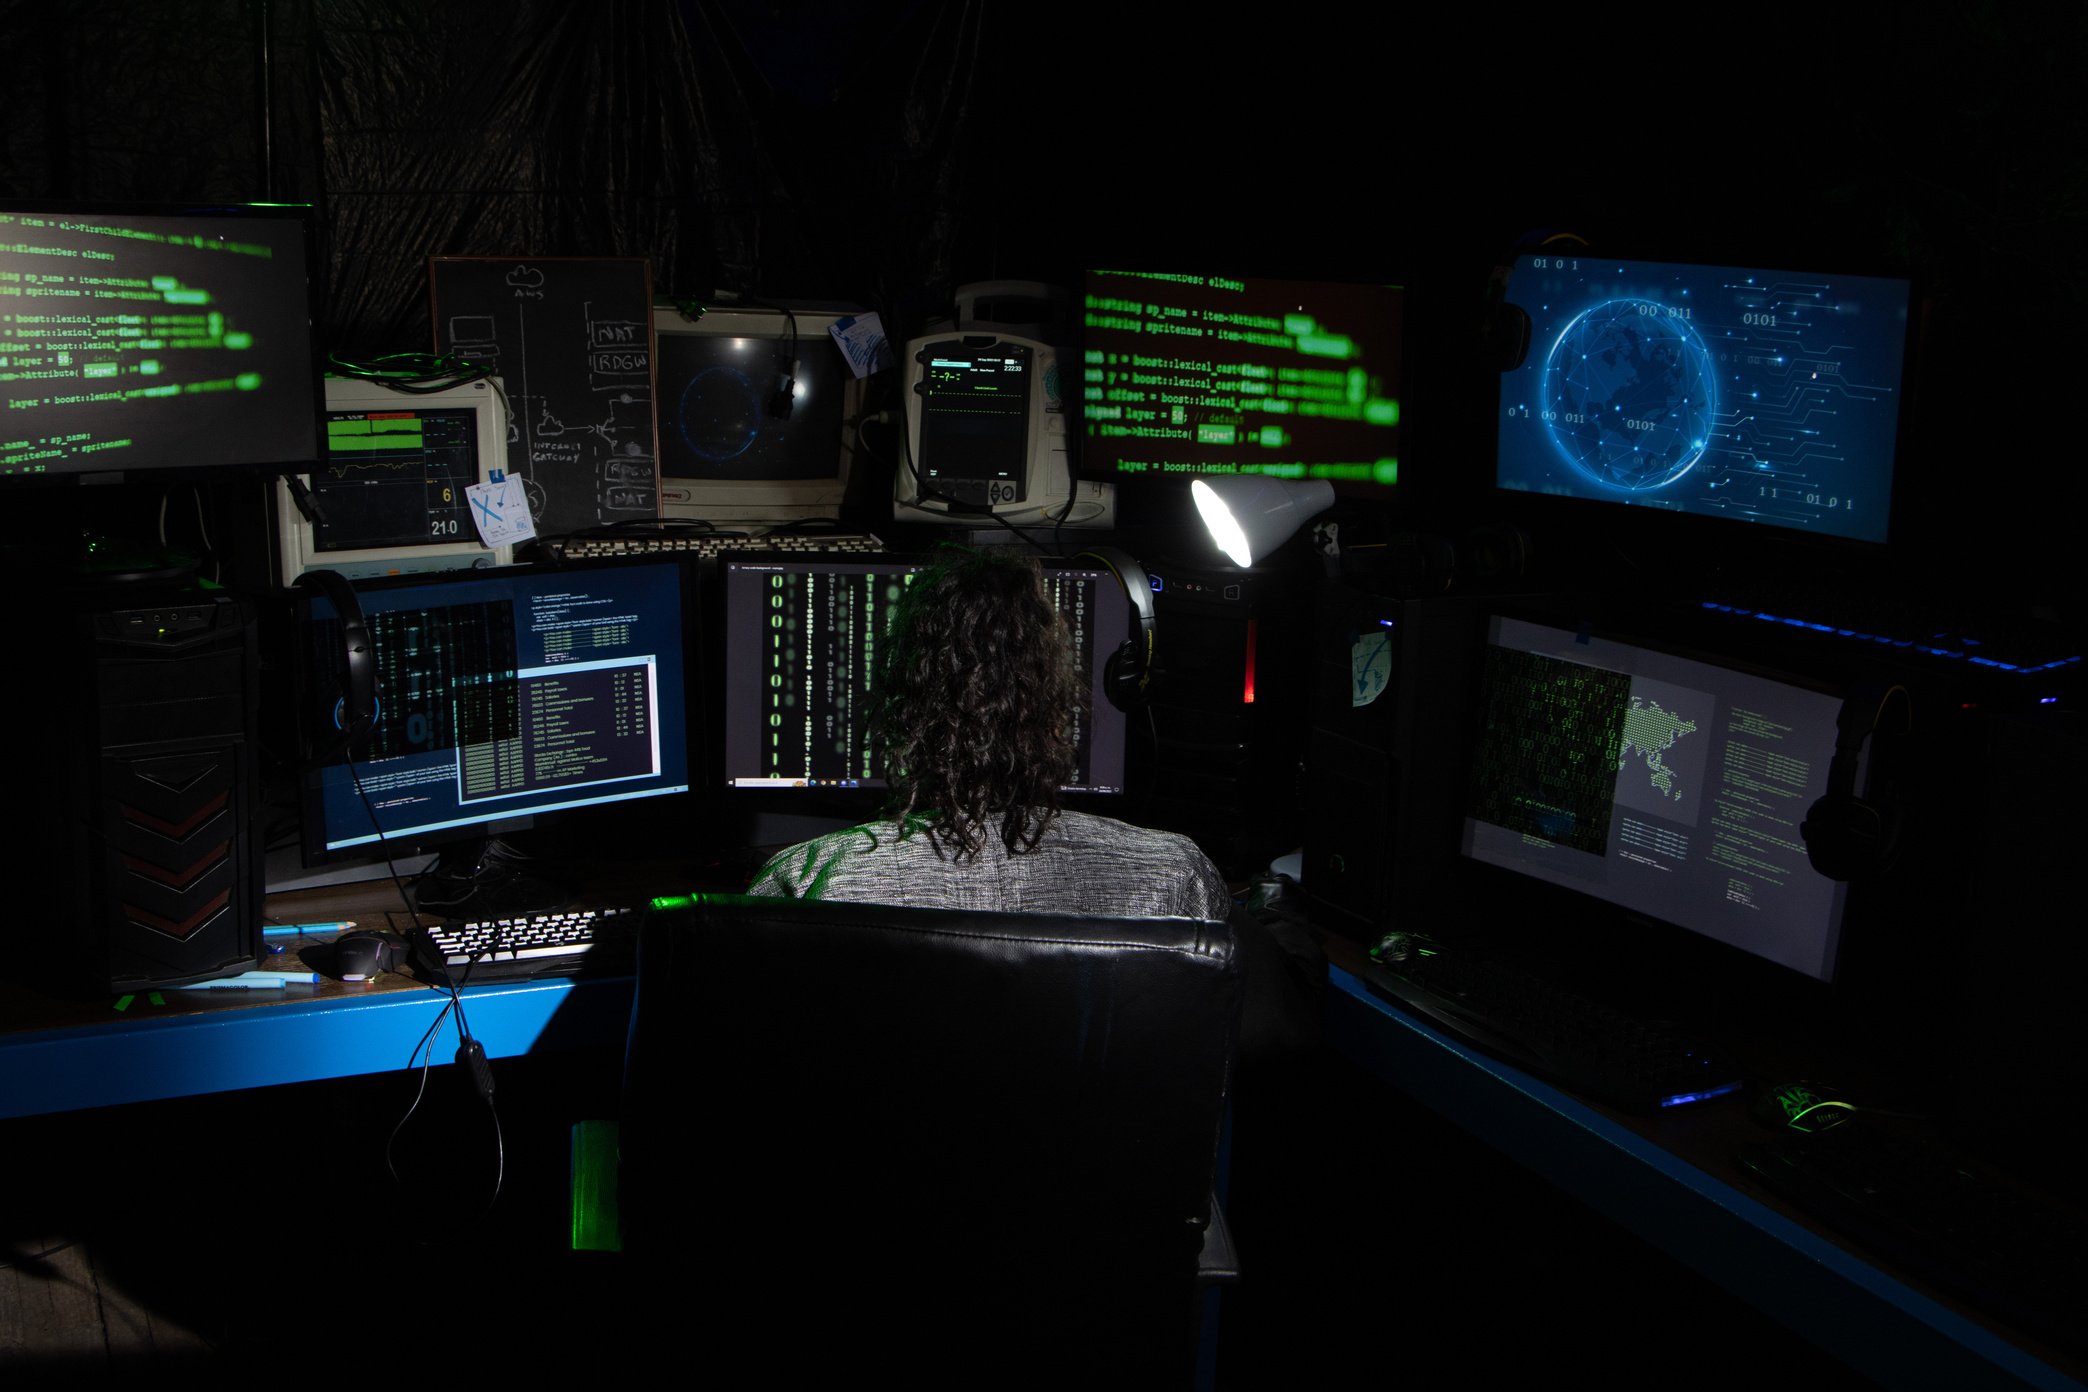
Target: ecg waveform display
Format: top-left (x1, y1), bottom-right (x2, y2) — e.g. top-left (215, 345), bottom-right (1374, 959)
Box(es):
top-left (1495, 254), bottom-right (1912, 544)
top-left (1080, 268), bottom-right (1402, 492)
top-left (0, 206), bottom-right (318, 477)
top-left (304, 561), bottom-right (691, 858)
top-left (315, 407), bottom-right (483, 551)
top-left (719, 558), bottom-right (1130, 795)
top-left (1461, 616), bottom-right (1853, 983)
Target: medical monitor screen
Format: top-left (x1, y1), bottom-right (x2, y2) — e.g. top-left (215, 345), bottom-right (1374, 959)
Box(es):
top-left (718, 555), bottom-right (1130, 795)
top-left (0, 202), bottom-right (322, 480)
top-left (1494, 254), bottom-right (1913, 544)
top-left (1079, 269), bottom-right (1402, 494)
top-left (277, 376), bottom-right (511, 580)
top-left (1461, 615), bottom-right (1853, 983)
top-left (653, 304), bottom-right (867, 522)
top-left (299, 559), bottom-right (694, 861)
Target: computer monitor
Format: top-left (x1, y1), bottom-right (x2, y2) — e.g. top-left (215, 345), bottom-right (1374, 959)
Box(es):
top-left (716, 554), bottom-right (1131, 795)
top-left (1493, 252), bottom-right (1915, 547)
top-left (1460, 612), bottom-right (1856, 983)
top-left (0, 201), bottom-right (323, 482)
top-left (1077, 268), bottom-right (1403, 496)
top-left (275, 375), bottom-right (513, 581)
top-left (893, 332), bottom-right (1116, 527)
top-left (653, 303), bottom-right (870, 524)
top-left (295, 557), bottom-right (695, 865)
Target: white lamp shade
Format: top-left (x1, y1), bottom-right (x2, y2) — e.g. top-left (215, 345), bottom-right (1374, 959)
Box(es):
top-left (1190, 476), bottom-right (1336, 568)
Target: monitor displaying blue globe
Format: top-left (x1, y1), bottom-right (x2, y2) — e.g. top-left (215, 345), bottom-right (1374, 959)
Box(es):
top-left (1496, 255), bottom-right (1913, 545)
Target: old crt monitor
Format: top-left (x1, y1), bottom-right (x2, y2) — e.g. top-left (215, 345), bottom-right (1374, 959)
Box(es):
top-left (717, 555), bottom-right (1130, 794)
top-left (1078, 268), bottom-right (1403, 495)
top-left (1462, 613), bottom-right (1856, 983)
top-left (276, 375), bottom-right (513, 580)
top-left (1493, 252), bottom-right (1914, 545)
top-left (653, 303), bottom-right (869, 523)
top-left (297, 557), bottom-right (693, 864)
top-left (894, 334), bottom-right (1114, 526)
top-left (0, 201), bottom-right (323, 481)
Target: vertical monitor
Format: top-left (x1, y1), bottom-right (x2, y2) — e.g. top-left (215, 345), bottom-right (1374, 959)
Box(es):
top-left (653, 304), bottom-right (869, 523)
top-left (1494, 253), bottom-right (1914, 545)
top-left (298, 558), bottom-right (694, 863)
top-left (276, 375), bottom-right (512, 581)
top-left (1078, 269), bottom-right (1403, 495)
top-left (1461, 614), bottom-right (1854, 983)
top-left (718, 555), bottom-right (1130, 794)
top-left (0, 201), bottom-right (322, 481)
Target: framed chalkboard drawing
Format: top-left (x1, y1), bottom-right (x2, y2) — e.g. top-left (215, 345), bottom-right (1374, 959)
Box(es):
top-left (428, 256), bottom-right (658, 538)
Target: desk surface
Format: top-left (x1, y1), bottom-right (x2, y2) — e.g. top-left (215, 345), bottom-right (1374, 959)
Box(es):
top-left (1320, 944), bottom-right (2088, 1392)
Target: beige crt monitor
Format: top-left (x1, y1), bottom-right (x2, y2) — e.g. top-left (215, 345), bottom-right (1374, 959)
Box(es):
top-left (276, 376), bottom-right (514, 581)
top-left (653, 303), bottom-right (872, 525)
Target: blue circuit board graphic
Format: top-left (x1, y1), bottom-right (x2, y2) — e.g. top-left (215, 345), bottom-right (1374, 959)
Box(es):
top-left (1495, 255), bottom-right (1912, 544)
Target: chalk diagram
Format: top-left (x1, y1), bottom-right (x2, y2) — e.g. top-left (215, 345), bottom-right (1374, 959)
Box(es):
top-left (437, 261), bottom-right (657, 536)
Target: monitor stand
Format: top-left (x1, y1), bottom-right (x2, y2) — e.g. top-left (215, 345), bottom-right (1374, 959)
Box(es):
top-left (265, 842), bottom-right (438, 896)
top-left (409, 836), bottom-right (575, 920)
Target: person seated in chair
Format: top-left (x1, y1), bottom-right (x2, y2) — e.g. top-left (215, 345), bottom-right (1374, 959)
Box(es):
top-left (749, 543), bottom-right (1230, 920)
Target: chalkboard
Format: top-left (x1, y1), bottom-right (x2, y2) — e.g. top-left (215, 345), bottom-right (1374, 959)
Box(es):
top-left (428, 256), bottom-right (658, 538)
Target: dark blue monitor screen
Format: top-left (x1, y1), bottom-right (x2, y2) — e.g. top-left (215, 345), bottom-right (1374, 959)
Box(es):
top-left (1494, 254), bottom-right (1913, 544)
top-left (300, 559), bottom-right (693, 861)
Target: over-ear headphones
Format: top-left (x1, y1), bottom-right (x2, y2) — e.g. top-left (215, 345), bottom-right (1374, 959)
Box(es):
top-left (293, 568), bottom-right (377, 763)
top-left (1071, 547), bottom-right (1155, 711)
top-left (1801, 682), bottom-right (1913, 881)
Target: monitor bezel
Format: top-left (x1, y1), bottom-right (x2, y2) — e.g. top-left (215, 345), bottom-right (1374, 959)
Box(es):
top-left (292, 554), bottom-right (701, 869)
top-left (652, 302), bottom-right (871, 524)
top-left (275, 374), bottom-right (514, 582)
top-left (710, 551), bottom-right (1133, 813)
top-left (0, 198), bottom-right (327, 486)
top-left (1485, 247), bottom-right (1926, 579)
top-left (1448, 597), bottom-right (1863, 991)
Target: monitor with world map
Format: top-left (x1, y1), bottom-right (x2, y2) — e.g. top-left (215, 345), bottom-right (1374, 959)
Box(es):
top-left (1493, 252), bottom-right (1915, 548)
top-left (1460, 612), bottom-right (1855, 983)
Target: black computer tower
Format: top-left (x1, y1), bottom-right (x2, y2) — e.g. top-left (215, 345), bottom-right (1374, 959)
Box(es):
top-left (10, 587), bottom-right (264, 991)
top-left (1126, 556), bottom-right (1310, 881)
top-left (1300, 586), bottom-right (1483, 939)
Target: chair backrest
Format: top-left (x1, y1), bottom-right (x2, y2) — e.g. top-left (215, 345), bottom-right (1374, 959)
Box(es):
top-left (619, 891), bottom-right (1241, 1375)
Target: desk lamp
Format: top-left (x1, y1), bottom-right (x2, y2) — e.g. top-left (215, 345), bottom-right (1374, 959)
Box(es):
top-left (1190, 476), bottom-right (1335, 568)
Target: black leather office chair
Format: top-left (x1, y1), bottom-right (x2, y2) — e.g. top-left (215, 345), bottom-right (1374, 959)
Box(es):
top-left (615, 891), bottom-right (1242, 1386)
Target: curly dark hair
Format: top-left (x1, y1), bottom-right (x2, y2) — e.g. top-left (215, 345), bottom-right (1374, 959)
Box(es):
top-left (870, 544), bottom-right (1083, 860)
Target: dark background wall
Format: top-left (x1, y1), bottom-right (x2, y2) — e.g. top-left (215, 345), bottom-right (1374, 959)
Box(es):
top-left (2, 0), bottom-right (2082, 617)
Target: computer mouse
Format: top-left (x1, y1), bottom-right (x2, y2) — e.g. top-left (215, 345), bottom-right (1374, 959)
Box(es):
top-left (331, 929), bottom-right (407, 982)
top-left (1750, 1079), bottom-right (1856, 1133)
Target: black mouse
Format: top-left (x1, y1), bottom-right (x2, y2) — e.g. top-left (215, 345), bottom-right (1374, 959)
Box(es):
top-left (1751, 1080), bottom-right (1856, 1133)
top-left (331, 929), bottom-right (407, 982)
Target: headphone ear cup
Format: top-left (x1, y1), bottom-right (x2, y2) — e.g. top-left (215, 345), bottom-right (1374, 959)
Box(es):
top-left (1801, 684), bottom-right (1911, 881)
top-left (294, 569), bottom-right (376, 762)
top-left (1103, 636), bottom-right (1146, 711)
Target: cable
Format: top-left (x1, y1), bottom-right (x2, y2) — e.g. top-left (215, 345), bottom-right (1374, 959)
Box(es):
top-left (326, 350), bottom-right (493, 394)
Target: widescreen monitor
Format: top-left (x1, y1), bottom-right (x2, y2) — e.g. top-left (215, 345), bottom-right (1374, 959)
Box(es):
top-left (717, 554), bottom-right (1131, 795)
top-left (276, 375), bottom-right (512, 581)
top-left (297, 557), bottom-right (694, 864)
top-left (1494, 253), bottom-right (1914, 545)
top-left (653, 303), bottom-right (870, 524)
top-left (1461, 613), bottom-right (1856, 983)
top-left (0, 201), bottom-right (323, 481)
top-left (1077, 268), bottom-right (1403, 496)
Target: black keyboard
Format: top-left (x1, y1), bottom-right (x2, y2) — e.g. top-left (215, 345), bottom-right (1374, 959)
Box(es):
top-left (536, 530), bottom-right (884, 562)
top-left (1737, 1114), bottom-right (2088, 1356)
top-left (401, 905), bottom-right (641, 984)
top-left (1357, 936), bottom-right (1741, 1112)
